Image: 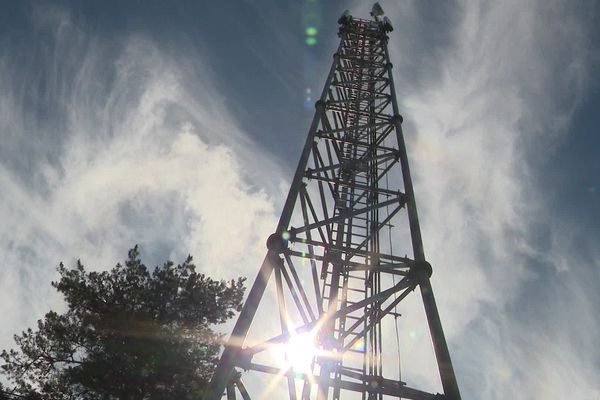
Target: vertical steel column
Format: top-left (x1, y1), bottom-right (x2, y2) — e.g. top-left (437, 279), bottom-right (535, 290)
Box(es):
top-left (383, 41), bottom-right (462, 400)
top-left (205, 44), bottom-right (343, 400)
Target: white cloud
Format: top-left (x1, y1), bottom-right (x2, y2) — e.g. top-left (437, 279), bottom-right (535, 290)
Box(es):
top-left (0, 6), bottom-right (283, 358)
top-left (1, 2), bottom-right (597, 398)
top-left (349, 0), bottom-right (597, 397)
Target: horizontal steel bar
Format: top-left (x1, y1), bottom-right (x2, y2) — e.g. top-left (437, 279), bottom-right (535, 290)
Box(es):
top-left (243, 362), bottom-right (439, 399)
top-left (304, 174), bottom-right (403, 197)
top-left (292, 197), bottom-right (403, 234)
top-left (286, 241), bottom-right (411, 263)
top-left (315, 133), bottom-right (398, 154)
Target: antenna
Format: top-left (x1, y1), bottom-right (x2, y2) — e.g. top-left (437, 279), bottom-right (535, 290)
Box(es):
top-left (371, 3), bottom-right (385, 18)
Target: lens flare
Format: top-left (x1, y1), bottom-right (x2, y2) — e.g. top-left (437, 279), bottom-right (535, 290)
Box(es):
top-left (305, 37), bottom-right (317, 46)
top-left (286, 333), bottom-right (316, 373)
top-left (305, 26), bottom-right (318, 36)
top-left (275, 331), bottom-right (321, 374)
top-left (351, 337), bottom-right (365, 352)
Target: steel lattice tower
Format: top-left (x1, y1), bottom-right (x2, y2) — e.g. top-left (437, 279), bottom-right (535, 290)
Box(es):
top-left (207, 6), bottom-right (461, 400)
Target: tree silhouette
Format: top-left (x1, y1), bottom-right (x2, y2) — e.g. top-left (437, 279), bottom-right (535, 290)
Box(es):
top-left (1, 247), bottom-right (245, 400)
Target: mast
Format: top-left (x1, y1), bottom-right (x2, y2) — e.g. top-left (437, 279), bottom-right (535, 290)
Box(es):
top-left (206, 5), bottom-right (461, 400)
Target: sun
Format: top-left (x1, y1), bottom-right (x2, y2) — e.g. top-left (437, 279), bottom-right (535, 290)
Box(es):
top-left (276, 331), bottom-right (320, 374)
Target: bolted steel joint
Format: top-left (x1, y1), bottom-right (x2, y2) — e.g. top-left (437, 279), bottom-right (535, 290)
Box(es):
top-left (237, 349), bottom-right (253, 371)
top-left (266, 229), bottom-right (295, 253)
top-left (368, 375), bottom-right (384, 390)
top-left (391, 114), bottom-right (404, 124)
top-left (409, 260), bottom-right (433, 282)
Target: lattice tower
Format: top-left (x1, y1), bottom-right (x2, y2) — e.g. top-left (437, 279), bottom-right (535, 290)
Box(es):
top-left (207, 7), bottom-right (461, 400)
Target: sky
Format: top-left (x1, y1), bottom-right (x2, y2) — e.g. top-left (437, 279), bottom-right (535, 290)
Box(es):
top-left (0, 1), bottom-right (599, 399)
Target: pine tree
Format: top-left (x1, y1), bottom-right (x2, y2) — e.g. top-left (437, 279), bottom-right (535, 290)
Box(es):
top-left (1, 247), bottom-right (245, 400)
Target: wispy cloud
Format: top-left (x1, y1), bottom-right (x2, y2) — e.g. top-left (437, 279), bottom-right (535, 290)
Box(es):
top-left (1, 2), bottom-right (598, 398)
top-left (351, 0), bottom-right (598, 397)
top-left (0, 4), bottom-right (283, 353)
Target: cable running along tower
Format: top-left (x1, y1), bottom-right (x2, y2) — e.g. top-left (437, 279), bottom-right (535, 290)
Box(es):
top-left (207, 5), bottom-right (461, 400)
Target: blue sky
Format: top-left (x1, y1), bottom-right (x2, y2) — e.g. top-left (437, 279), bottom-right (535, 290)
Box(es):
top-left (0, 1), bottom-right (598, 399)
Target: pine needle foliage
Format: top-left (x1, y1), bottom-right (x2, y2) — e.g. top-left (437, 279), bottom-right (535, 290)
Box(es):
top-left (1, 247), bottom-right (245, 400)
